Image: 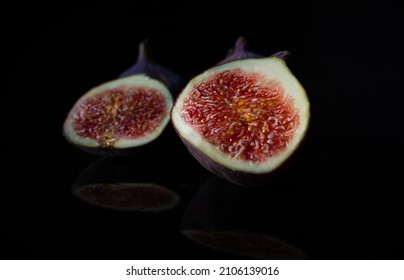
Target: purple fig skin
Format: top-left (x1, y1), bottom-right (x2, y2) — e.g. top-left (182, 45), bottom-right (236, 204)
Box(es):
top-left (270, 50), bottom-right (291, 60)
top-left (179, 135), bottom-right (273, 187)
top-left (217, 36), bottom-right (290, 65)
top-left (217, 37), bottom-right (263, 65)
top-left (177, 126), bottom-right (307, 187)
top-left (119, 40), bottom-right (185, 95)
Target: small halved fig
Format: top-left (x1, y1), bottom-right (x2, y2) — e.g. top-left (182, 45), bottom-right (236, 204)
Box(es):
top-left (171, 37), bottom-right (310, 186)
top-left (63, 40), bottom-right (184, 156)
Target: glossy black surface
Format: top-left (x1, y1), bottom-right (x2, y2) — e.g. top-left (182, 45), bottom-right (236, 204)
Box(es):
top-left (2, 3), bottom-right (404, 259)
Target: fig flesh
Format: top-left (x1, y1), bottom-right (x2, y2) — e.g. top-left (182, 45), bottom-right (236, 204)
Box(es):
top-left (63, 40), bottom-right (183, 156)
top-left (171, 37), bottom-right (309, 186)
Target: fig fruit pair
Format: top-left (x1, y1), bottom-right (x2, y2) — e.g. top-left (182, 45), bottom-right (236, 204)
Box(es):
top-left (63, 37), bottom-right (310, 186)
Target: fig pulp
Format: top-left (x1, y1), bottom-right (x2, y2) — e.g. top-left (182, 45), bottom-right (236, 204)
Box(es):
top-left (171, 37), bottom-right (310, 186)
top-left (63, 40), bottom-right (184, 156)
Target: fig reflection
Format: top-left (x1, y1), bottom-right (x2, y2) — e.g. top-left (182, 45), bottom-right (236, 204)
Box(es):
top-left (181, 176), bottom-right (306, 259)
top-left (183, 230), bottom-right (305, 260)
top-left (72, 157), bottom-right (180, 211)
top-left (74, 182), bottom-right (179, 211)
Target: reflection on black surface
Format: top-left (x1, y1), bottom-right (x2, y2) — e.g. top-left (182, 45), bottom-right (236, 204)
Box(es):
top-left (73, 182), bottom-right (179, 211)
top-left (181, 176), bottom-right (306, 259)
top-left (72, 158), bottom-right (180, 211)
top-left (183, 230), bottom-right (305, 260)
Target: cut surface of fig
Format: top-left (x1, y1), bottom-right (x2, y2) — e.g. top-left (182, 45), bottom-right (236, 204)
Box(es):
top-left (182, 69), bottom-right (298, 163)
top-left (64, 75), bottom-right (173, 150)
top-left (172, 57), bottom-right (309, 179)
top-left (63, 40), bottom-right (183, 155)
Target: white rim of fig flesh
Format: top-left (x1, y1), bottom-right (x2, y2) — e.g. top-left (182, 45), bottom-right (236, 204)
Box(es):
top-left (171, 57), bottom-right (309, 174)
top-left (64, 74), bottom-right (173, 149)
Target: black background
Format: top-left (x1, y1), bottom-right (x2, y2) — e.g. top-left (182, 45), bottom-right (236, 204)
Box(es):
top-left (2, 3), bottom-right (404, 260)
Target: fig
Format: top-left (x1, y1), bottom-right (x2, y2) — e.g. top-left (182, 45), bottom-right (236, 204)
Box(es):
top-left (63, 40), bottom-right (184, 156)
top-left (72, 157), bottom-right (180, 211)
top-left (171, 37), bottom-right (310, 186)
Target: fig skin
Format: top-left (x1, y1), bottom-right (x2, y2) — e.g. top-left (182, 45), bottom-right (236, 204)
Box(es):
top-left (177, 128), bottom-right (308, 187)
top-left (217, 36), bottom-right (263, 65)
top-left (63, 40), bottom-right (184, 157)
top-left (171, 37), bottom-right (309, 187)
top-left (217, 36), bottom-right (290, 65)
top-left (180, 136), bottom-right (273, 187)
top-left (119, 39), bottom-right (185, 95)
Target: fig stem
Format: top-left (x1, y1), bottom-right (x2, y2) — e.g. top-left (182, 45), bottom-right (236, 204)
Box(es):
top-left (233, 36), bottom-right (291, 61)
top-left (234, 36), bottom-right (248, 54)
top-left (217, 36), bottom-right (263, 65)
top-left (136, 39), bottom-right (152, 66)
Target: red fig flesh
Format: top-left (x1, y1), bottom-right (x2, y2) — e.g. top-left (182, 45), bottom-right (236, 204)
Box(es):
top-left (63, 40), bottom-right (183, 155)
top-left (171, 37), bottom-right (309, 186)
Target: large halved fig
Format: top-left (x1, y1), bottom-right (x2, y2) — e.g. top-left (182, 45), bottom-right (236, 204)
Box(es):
top-left (171, 37), bottom-right (309, 186)
top-left (63, 40), bottom-right (184, 156)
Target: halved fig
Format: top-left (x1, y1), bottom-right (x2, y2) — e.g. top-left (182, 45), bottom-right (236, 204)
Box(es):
top-left (63, 40), bottom-right (183, 156)
top-left (171, 37), bottom-right (309, 186)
